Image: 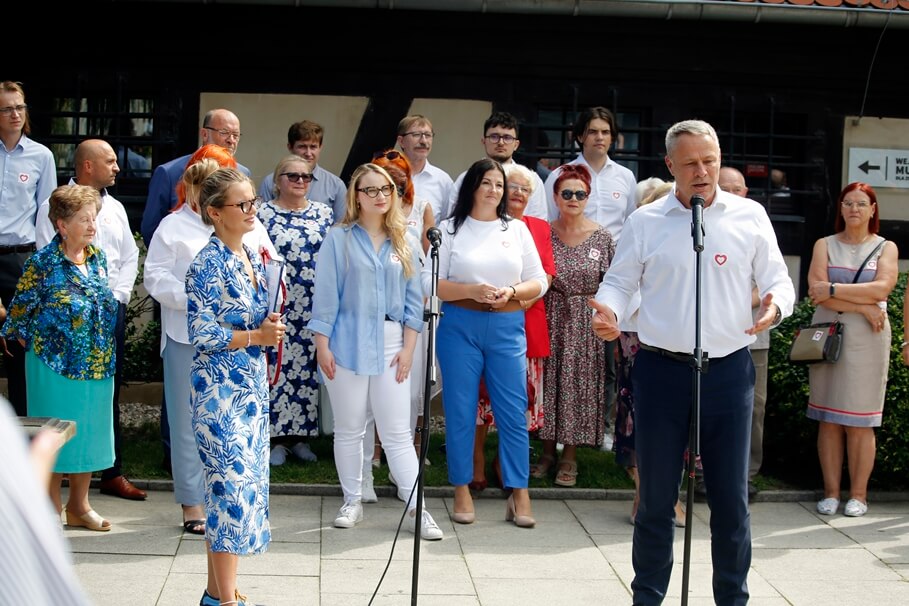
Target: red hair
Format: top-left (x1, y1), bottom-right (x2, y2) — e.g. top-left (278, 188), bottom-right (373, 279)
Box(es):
top-left (834, 182), bottom-right (879, 234)
top-left (553, 164), bottom-right (592, 196)
top-left (372, 149), bottom-right (414, 205)
top-left (173, 144), bottom-right (237, 211)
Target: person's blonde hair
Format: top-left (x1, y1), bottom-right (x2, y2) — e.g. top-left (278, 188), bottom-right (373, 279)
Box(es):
top-left (49, 184), bottom-right (102, 229)
top-left (182, 158), bottom-right (222, 212)
top-left (271, 155), bottom-right (315, 198)
top-left (343, 163), bottom-right (414, 278)
top-left (198, 168), bottom-right (255, 227)
top-left (639, 181), bottom-right (674, 207)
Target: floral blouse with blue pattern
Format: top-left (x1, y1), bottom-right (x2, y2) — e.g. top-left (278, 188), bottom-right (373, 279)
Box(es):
top-left (0, 235), bottom-right (118, 380)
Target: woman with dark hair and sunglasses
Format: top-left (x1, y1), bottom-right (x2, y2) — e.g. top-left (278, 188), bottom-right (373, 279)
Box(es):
top-left (429, 158), bottom-right (548, 528)
top-left (259, 155), bottom-right (334, 467)
top-left (531, 164), bottom-right (615, 487)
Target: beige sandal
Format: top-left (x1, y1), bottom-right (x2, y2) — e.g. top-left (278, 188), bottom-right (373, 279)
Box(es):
top-left (554, 460), bottom-right (578, 487)
top-left (65, 508), bottom-right (111, 531)
top-left (530, 454), bottom-right (556, 479)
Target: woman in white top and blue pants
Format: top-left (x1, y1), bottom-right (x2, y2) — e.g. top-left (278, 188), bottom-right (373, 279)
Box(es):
top-left (308, 163), bottom-right (443, 540)
top-left (428, 158), bottom-right (548, 527)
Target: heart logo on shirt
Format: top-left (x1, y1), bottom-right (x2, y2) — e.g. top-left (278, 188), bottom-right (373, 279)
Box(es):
top-left (502, 241), bottom-right (511, 248)
top-left (589, 248), bottom-right (601, 260)
top-left (715, 254), bottom-right (728, 266)
top-left (18, 173), bottom-right (29, 183)
top-left (390, 253), bottom-right (401, 264)
top-left (612, 191), bottom-right (621, 199)
top-left (408, 220), bottom-right (417, 226)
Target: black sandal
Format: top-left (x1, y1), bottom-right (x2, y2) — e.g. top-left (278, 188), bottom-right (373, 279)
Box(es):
top-left (183, 519), bottom-right (205, 535)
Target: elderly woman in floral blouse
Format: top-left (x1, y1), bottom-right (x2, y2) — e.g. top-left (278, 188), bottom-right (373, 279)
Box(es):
top-left (0, 184), bottom-right (118, 531)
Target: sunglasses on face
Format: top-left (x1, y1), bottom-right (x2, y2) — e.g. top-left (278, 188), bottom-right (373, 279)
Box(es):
top-left (281, 172), bottom-right (314, 184)
top-left (560, 189), bottom-right (589, 201)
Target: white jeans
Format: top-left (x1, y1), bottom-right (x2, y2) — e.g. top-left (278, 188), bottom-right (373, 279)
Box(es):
top-left (326, 321), bottom-right (420, 509)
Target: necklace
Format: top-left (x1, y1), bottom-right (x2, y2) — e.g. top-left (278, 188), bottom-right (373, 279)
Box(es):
top-left (65, 248), bottom-right (86, 265)
top-left (841, 233), bottom-right (871, 255)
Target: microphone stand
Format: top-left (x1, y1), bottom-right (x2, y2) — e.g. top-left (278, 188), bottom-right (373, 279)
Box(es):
top-left (411, 234), bottom-right (441, 605)
top-left (681, 196), bottom-right (706, 606)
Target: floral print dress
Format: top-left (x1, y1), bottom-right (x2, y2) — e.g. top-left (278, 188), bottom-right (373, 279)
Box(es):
top-left (185, 237), bottom-right (271, 555)
top-left (258, 200), bottom-right (333, 438)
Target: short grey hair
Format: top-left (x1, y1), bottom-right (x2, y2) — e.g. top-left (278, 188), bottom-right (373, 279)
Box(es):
top-left (503, 163), bottom-right (536, 194)
top-left (665, 120), bottom-right (719, 156)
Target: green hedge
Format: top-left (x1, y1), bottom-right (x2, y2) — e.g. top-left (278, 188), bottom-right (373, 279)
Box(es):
top-left (764, 272), bottom-right (909, 490)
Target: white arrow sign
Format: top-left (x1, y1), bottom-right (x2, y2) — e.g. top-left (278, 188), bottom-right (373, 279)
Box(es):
top-left (848, 147), bottom-right (909, 189)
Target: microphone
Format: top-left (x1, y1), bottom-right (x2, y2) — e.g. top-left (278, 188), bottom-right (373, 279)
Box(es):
top-left (690, 194), bottom-right (705, 252)
top-left (426, 227), bottom-right (442, 249)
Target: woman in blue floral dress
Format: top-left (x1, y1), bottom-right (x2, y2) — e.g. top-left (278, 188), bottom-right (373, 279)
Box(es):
top-left (0, 184), bottom-right (118, 531)
top-left (258, 155), bottom-right (333, 465)
top-left (186, 168), bottom-right (286, 606)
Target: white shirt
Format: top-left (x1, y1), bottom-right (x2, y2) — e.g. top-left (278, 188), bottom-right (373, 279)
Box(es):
top-left (411, 160), bottom-right (453, 226)
top-left (143, 204), bottom-right (277, 352)
top-left (545, 154), bottom-right (637, 241)
top-left (425, 216), bottom-right (548, 299)
top-left (446, 159), bottom-right (548, 224)
top-left (35, 180), bottom-right (139, 305)
top-left (595, 189), bottom-right (795, 358)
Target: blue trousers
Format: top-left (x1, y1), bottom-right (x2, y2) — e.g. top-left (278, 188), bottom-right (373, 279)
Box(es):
top-left (436, 304), bottom-right (529, 488)
top-left (631, 346), bottom-right (753, 606)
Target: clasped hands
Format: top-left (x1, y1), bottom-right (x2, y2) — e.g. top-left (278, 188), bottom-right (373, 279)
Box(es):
top-left (473, 282), bottom-right (514, 309)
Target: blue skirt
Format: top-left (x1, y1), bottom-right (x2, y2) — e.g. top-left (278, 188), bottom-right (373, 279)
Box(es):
top-left (26, 350), bottom-right (114, 473)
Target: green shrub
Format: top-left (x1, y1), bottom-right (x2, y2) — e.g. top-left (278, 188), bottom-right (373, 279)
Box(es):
top-left (764, 272), bottom-right (909, 490)
top-left (123, 233), bottom-right (163, 383)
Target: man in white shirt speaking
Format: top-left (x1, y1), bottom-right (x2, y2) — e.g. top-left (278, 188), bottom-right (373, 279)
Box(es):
top-left (590, 120), bottom-right (794, 606)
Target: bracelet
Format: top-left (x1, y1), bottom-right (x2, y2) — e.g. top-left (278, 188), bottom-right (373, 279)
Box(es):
top-left (246, 330), bottom-right (252, 348)
top-left (508, 285), bottom-right (517, 299)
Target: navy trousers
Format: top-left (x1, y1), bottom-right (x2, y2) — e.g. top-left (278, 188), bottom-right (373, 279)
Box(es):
top-left (631, 346), bottom-right (754, 606)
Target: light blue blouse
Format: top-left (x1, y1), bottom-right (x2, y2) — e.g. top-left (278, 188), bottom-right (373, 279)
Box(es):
top-left (307, 223), bottom-right (423, 376)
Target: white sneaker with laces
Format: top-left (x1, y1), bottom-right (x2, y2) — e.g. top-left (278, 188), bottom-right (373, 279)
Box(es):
top-left (362, 473), bottom-right (378, 504)
top-left (333, 500), bottom-right (363, 528)
top-left (269, 445), bottom-right (289, 466)
top-left (843, 498), bottom-right (868, 517)
top-left (291, 442), bottom-right (318, 463)
top-left (406, 509), bottom-right (443, 540)
top-left (816, 497), bottom-right (840, 515)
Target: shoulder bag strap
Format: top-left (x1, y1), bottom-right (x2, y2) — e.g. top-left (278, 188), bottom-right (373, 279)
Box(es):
top-left (851, 239), bottom-right (886, 284)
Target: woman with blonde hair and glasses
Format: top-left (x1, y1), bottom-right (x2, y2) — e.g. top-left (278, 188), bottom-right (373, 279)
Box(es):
top-left (308, 163), bottom-right (443, 540)
top-left (806, 182), bottom-right (897, 518)
top-left (186, 167), bottom-right (286, 606)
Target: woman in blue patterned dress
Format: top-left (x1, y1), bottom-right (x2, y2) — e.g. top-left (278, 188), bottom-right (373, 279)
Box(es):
top-left (186, 168), bottom-right (286, 606)
top-left (258, 155), bottom-right (333, 466)
top-left (0, 184), bottom-right (118, 531)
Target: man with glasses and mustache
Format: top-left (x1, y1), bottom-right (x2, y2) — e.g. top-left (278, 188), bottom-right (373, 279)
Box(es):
top-left (545, 106), bottom-right (638, 453)
top-left (445, 111), bottom-right (548, 223)
top-left (396, 114), bottom-right (453, 226)
top-left (140, 109), bottom-right (249, 247)
top-left (0, 81), bottom-right (57, 417)
top-left (258, 120), bottom-right (347, 222)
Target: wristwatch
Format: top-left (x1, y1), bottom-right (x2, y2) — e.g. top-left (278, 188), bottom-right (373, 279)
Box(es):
top-left (829, 282), bottom-right (836, 297)
top-left (771, 306), bottom-right (783, 328)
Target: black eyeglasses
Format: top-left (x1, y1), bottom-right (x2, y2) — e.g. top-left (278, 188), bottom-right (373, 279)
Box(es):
top-left (203, 126), bottom-right (242, 140)
top-left (357, 185), bottom-right (395, 198)
top-left (485, 133), bottom-right (516, 144)
top-left (560, 189), bottom-right (589, 201)
top-left (402, 131), bottom-right (434, 140)
top-left (281, 172), bottom-right (314, 183)
top-left (223, 197), bottom-right (261, 213)
top-left (373, 150), bottom-right (402, 161)
top-left (0, 104), bottom-right (27, 116)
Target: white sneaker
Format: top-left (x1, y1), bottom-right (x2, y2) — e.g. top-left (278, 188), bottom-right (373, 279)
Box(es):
top-left (333, 500), bottom-right (363, 528)
top-left (361, 474), bottom-right (378, 504)
top-left (600, 433), bottom-right (614, 452)
top-left (816, 497), bottom-right (840, 515)
top-left (291, 442), bottom-right (318, 463)
top-left (269, 445), bottom-right (289, 466)
top-left (843, 498), bottom-right (868, 517)
top-left (406, 509), bottom-right (443, 541)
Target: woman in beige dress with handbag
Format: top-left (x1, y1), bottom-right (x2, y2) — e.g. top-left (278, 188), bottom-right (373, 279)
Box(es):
top-left (806, 182), bottom-right (898, 518)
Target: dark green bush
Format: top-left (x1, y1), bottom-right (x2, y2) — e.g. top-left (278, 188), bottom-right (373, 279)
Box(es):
top-left (764, 272), bottom-right (909, 490)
